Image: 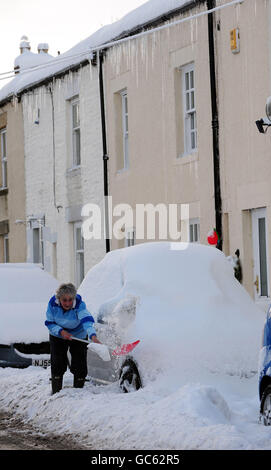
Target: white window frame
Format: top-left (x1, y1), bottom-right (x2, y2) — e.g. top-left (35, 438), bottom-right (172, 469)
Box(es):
top-left (189, 218), bottom-right (200, 243)
top-left (120, 90), bottom-right (129, 170)
top-left (1, 128), bottom-right (7, 188)
top-left (252, 208), bottom-right (270, 303)
top-left (32, 225), bottom-right (44, 267)
top-left (182, 63), bottom-right (197, 154)
top-left (74, 222), bottom-right (84, 287)
top-left (71, 98), bottom-right (81, 168)
top-left (4, 234), bottom-right (9, 263)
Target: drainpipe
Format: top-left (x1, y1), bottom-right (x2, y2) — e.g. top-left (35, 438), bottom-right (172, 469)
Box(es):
top-left (48, 83), bottom-right (62, 212)
top-left (207, 0), bottom-right (222, 250)
top-left (98, 50), bottom-right (110, 253)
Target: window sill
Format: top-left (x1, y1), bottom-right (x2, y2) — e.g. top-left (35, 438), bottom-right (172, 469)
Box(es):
top-left (116, 167), bottom-right (130, 176)
top-left (0, 187), bottom-right (8, 196)
top-left (175, 151), bottom-right (198, 165)
top-left (66, 166), bottom-right (81, 175)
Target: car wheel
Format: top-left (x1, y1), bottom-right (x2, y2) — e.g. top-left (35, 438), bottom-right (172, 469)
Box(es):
top-left (261, 385), bottom-right (271, 425)
top-left (119, 358), bottom-right (142, 393)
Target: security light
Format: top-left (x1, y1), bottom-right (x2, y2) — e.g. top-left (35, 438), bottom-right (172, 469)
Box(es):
top-left (255, 96), bottom-right (271, 133)
top-left (266, 96), bottom-right (271, 121)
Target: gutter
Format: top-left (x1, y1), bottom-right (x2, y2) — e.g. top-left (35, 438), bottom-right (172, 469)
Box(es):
top-left (207, 0), bottom-right (222, 250)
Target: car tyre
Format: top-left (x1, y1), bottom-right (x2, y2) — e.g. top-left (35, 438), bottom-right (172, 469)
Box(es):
top-left (261, 384), bottom-right (271, 425)
top-left (119, 358), bottom-right (142, 393)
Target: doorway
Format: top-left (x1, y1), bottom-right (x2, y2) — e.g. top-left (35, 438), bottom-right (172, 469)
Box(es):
top-left (252, 208), bottom-right (270, 307)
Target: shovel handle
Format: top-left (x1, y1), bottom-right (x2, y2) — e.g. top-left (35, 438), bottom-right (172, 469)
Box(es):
top-left (70, 336), bottom-right (91, 344)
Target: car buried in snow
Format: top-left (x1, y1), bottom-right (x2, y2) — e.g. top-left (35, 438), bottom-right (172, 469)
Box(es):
top-left (79, 241), bottom-right (264, 394)
top-left (0, 263), bottom-right (58, 369)
top-left (258, 305), bottom-right (271, 425)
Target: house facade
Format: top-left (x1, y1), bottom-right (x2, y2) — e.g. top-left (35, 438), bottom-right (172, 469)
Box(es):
top-left (102, 0), bottom-right (271, 311)
top-left (0, 99), bottom-right (26, 263)
top-left (0, 36), bottom-right (56, 266)
top-left (0, 37), bottom-right (106, 285)
top-left (22, 63), bottom-right (106, 286)
top-left (217, 0), bottom-right (271, 310)
top-left (1, 0), bottom-right (271, 308)
top-left (103, 2), bottom-right (213, 249)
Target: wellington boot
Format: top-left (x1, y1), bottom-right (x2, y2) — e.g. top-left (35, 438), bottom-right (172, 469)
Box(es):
top-left (51, 376), bottom-right (63, 395)
top-left (73, 377), bottom-right (85, 388)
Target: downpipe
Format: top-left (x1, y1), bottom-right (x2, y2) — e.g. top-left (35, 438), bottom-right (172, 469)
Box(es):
top-left (207, 0), bottom-right (222, 250)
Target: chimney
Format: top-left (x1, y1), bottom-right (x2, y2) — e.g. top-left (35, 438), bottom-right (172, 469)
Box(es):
top-left (19, 35), bottom-right (31, 54)
top-left (37, 43), bottom-right (49, 54)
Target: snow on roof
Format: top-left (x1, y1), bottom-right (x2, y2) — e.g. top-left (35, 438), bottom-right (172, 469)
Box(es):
top-left (14, 49), bottom-right (54, 72)
top-left (0, 0), bottom-right (193, 104)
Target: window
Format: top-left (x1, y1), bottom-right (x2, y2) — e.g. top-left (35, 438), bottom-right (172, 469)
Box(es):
top-left (183, 64), bottom-right (197, 154)
top-left (125, 228), bottom-right (135, 247)
top-left (4, 235), bottom-right (9, 263)
top-left (189, 218), bottom-right (200, 243)
top-left (252, 208), bottom-right (269, 299)
top-left (0, 128), bottom-right (7, 188)
top-left (74, 222), bottom-right (84, 286)
top-left (121, 90), bottom-right (129, 169)
top-left (33, 227), bottom-right (44, 266)
top-left (71, 98), bottom-right (80, 167)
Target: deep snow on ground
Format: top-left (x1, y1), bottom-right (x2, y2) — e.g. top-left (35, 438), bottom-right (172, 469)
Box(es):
top-left (0, 366), bottom-right (271, 450)
top-left (0, 243), bottom-right (268, 449)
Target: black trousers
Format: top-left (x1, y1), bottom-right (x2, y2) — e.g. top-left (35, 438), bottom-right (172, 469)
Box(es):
top-left (49, 334), bottom-right (88, 379)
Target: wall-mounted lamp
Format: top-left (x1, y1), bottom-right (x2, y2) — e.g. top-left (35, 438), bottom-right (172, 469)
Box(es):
top-left (255, 96), bottom-right (271, 134)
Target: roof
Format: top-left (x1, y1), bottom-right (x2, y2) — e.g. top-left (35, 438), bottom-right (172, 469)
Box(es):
top-left (14, 50), bottom-right (54, 72)
top-left (0, 0), bottom-right (199, 105)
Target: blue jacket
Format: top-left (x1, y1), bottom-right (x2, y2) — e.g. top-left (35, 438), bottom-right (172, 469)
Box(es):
top-left (45, 294), bottom-right (96, 340)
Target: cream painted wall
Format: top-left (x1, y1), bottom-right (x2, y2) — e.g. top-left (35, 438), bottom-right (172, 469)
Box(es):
top-left (217, 0), bottom-right (271, 302)
top-left (104, 3), bottom-right (215, 250)
top-left (103, 0), bottom-right (271, 305)
top-left (0, 102), bottom-right (27, 262)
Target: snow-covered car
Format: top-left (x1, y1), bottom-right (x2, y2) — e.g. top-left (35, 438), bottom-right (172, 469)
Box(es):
top-left (79, 241), bottom-right (265, 393)
top-left (0, 263), bottom-right (58, 368)
top-left (258, 305), bottom-right (271, 425)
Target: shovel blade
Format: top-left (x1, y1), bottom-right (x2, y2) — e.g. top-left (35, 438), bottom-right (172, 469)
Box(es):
top-left (111, 340), bottom-right (140, 356)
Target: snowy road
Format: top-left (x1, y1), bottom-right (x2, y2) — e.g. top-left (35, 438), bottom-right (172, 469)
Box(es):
top-left (1, 366), bottom-right (271, 450)
top-left (0, 410), bottom-right (87, 450)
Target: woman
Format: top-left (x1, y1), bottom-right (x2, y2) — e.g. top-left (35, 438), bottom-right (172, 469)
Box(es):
top-left (45, 283), bottom-right (100, 394)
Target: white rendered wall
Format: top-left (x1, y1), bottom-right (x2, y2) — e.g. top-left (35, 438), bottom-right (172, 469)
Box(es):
top-left (22, 64), bottom-right (106, 285)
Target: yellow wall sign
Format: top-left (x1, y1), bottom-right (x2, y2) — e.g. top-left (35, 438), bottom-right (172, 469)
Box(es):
top-left (230, 28), bottom-right (240, 54)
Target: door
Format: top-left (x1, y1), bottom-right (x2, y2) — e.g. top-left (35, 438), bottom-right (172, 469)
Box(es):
top-left (252, 208), bottom-right (270, 308)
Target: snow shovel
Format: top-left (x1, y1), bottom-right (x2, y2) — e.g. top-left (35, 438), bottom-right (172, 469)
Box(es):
top-left (70, 336), bottom-right (140, 361)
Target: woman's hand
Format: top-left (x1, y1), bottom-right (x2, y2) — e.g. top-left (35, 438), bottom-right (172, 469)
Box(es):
top-left (60, 330), bottom-right (72, 340)
top-left (91, 335), bottom-right (101, 344)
